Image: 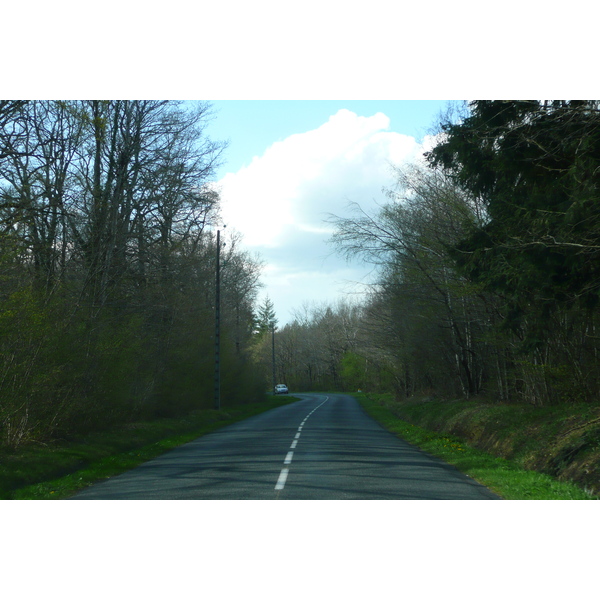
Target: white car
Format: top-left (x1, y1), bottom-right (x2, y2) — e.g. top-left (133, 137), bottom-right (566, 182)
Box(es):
top-left (274, 384), bottom-right (288, 394)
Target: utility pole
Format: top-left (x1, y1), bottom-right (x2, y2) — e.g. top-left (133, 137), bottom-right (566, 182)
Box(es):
top-left (271, 322), bottom-right (276, 393)
top-left (214, 229), bottom-right (221, 410)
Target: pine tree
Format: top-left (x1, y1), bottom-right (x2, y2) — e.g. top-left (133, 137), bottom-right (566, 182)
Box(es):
top-left (427, 100), bottom-right (600, 339)
top-left (256, 296), bottom-right (278, 336)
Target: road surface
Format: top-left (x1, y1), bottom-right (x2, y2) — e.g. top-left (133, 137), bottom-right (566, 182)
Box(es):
top-left (71, 393), bottom-right (500, 500)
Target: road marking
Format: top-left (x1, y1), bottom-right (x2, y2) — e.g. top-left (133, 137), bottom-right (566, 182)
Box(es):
top-left (274, 396), bottom-right (330, 492)
top-left (275, 468), bottom-right (289, 490)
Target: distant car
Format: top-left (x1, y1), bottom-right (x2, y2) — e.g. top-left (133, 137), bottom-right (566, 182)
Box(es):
top-left (274, 384), bottom-right (288, 394)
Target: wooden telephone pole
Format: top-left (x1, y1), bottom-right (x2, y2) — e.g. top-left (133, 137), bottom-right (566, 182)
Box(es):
top-left (214, 229), bottom-right (222, 410)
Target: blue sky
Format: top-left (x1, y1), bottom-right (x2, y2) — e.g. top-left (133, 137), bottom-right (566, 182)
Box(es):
top-left (207, 101), bottom-right (450, 179)
top-left (205, 101), bottom-right (453, 325)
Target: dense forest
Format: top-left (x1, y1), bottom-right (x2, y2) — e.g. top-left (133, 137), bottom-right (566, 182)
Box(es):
top-left (0, 100), bottom-right (265, 448)
top-left (3, 99), bottom-right (600, 451)
top-left (271, 101), bottom-right (600, 407)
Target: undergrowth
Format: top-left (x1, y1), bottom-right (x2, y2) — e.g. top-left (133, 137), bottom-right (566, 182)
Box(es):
top-left (354, 392), bottom-right (598, 500)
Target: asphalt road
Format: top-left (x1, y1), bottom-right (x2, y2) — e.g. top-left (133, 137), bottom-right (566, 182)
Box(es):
top-left (71, 393), bottom-right (500, 500)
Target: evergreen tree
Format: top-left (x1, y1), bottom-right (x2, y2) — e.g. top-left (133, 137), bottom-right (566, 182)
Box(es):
top-left (256, 296), bottom-right (278, 336)
top-left (427, 100), bottom-right (600, 342)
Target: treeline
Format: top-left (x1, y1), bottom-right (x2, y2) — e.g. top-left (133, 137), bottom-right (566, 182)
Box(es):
top-left (0, 100), bottom-right (265, 448)
top-left (255, 300), bottom-right (397, 393)
top-left (275, 101), bottom-right (600, 406)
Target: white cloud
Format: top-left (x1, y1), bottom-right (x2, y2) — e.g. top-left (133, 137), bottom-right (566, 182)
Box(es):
top-left (217, 109), bottom-right (428, 323)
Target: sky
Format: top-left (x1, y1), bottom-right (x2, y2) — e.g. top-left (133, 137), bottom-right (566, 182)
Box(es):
top-left (205, 100), bottom-right (451, 326)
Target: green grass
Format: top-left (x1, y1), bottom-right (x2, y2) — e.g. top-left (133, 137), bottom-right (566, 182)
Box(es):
top-left (1, 396), bottom-right (301, 500)
top-left (354, 393), bottom-right (597, 500)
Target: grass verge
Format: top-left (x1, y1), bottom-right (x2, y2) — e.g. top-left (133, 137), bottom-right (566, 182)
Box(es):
top-left (1, 396), bottom-right (300, 500)
top-left (354, 393), bottom-right (597, 500)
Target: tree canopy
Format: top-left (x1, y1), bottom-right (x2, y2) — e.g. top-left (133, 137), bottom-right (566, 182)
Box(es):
top-left (0, 100), bottom-right (266, 448)
top-left (325, 102), bottom-right (600, 406)
top-left (427, 100), bottom-right (600, 323)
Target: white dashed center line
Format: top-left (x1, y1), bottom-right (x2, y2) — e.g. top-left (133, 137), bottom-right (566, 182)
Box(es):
top-left (274, 396), bottom-right (329, 492)
top-left (275, 468), bottom-right (289, 490)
